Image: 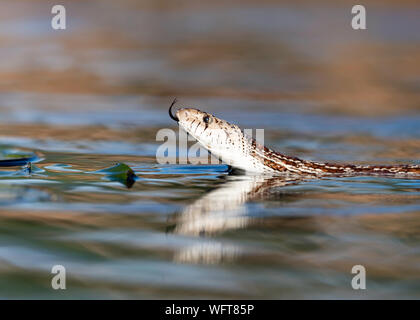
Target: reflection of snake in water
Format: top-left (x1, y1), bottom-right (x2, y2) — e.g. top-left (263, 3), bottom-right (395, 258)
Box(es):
top-left (171, 174), bottom-right (301, 236)
top-left (171, 174), bottom-right (302, 263)
top-left (169, 99), bottom-right (419, 176)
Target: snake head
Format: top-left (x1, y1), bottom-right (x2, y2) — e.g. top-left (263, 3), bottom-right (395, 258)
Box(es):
top-left (176, 107), bottom-right (252, 165)
top-left (176, 108), bottom-right (234, 142)
top-left (169, 102), bottom-right (273, 173)
top-left (169, 100), bottom-right (224, 135)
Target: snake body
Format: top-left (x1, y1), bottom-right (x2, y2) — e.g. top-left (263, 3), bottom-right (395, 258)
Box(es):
top-left (169, 101), bottom-right (420, 176)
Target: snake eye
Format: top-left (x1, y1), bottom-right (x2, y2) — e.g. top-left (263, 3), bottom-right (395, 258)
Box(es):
top-left (203, 115), bottom-right (212, 124)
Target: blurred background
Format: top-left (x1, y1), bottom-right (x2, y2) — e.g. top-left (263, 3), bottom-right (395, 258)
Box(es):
top-left (0, 0), bottom-right (419, 160)
top-left (0, 0), bottom-right (419, 299)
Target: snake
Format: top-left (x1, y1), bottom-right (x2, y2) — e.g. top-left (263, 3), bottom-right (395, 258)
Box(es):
top-left (169, 99), bottom-right (420, 176)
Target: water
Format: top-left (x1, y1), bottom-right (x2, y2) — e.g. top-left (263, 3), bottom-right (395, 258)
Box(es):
top-left (0, 1), bottom-right (419, 299)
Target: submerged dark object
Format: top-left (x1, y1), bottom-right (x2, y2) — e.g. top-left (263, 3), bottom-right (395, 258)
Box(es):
top-left (0, 155), bottom-right (39, 167)
top-left (95, 163), bottom-right (138, 188)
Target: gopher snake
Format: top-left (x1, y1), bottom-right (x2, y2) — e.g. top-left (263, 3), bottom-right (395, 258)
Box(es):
top-left (169, 100), bottom-right (419, 176)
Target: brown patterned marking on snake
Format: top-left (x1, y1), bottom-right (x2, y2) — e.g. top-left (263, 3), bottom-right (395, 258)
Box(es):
top-left (250, 138), bottom-right (420, 176)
